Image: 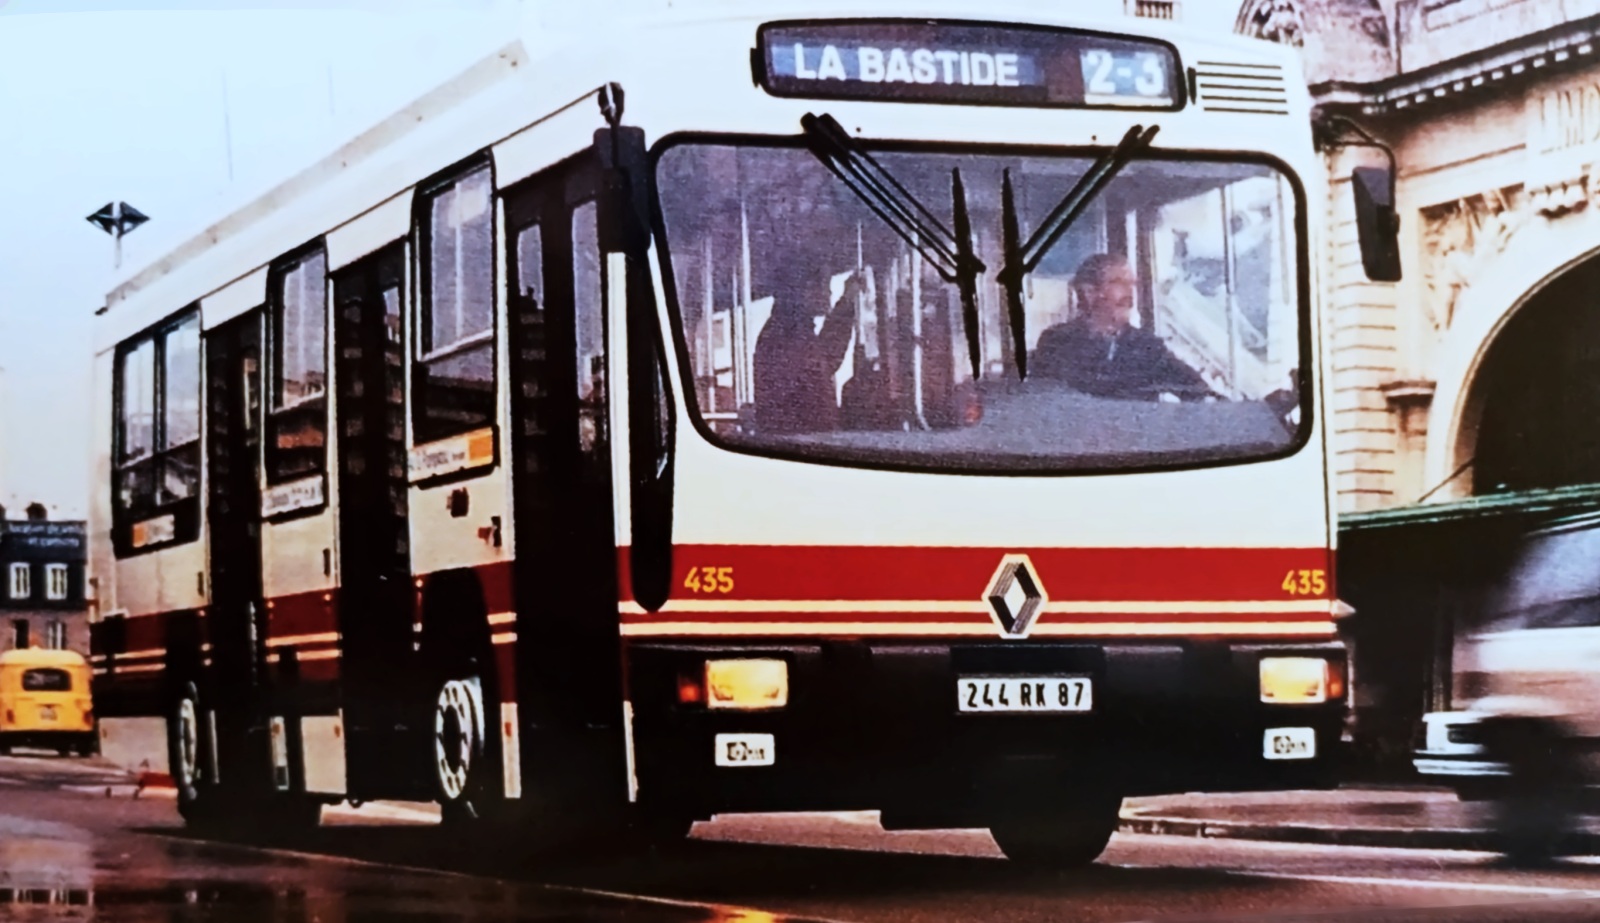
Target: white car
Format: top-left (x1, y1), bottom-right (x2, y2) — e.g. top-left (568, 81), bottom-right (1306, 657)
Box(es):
top-left (1413, 710), bottom-right (1507, 798)
top-left (1415, 513), bottom-right (1600, 803)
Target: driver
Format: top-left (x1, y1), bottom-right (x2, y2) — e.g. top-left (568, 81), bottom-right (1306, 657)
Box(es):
top-left (1032, 253), bottom-right (1215, 401)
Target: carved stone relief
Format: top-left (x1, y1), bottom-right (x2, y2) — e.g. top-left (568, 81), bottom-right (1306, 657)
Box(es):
top-left (1238, 0), bottom-right (1306, 47)
top-left (1419, 185), bottom-right (1533, 331)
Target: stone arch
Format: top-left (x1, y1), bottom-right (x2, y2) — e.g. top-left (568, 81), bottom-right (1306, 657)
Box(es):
top-left (1423, 205), bottom-right (1600, 500)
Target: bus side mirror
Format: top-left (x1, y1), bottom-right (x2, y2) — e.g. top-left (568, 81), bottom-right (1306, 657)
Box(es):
top-left (1352, 165), bottom-right (1401, 283)
top-left (594, 126), bottom-right (651, 254)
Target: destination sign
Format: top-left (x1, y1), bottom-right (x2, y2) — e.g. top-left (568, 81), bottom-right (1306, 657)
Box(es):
top-left (757, 21), bottom-right (1181, 110)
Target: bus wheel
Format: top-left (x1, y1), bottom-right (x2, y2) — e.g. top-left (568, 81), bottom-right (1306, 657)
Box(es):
top-left (167, 681), bottom-right (215, 826)
top-left (989, 792), bottom-right (1123, 869)
top-left (433, 673), bottom-right (491, 825)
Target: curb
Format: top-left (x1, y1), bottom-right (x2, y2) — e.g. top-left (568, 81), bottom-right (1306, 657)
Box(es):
top-left (1118, 813), bottom-right (1600, 853)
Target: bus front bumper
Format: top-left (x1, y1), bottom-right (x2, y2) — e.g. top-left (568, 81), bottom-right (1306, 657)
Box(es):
top-left (626, 639), bottom-right (1345, 823)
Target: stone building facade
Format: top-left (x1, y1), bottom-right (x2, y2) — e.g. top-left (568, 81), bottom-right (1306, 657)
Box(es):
top-left (1231, 0), bottom-right (1600, 769)
top-left (1236, 0), bottom-right (1600, 512)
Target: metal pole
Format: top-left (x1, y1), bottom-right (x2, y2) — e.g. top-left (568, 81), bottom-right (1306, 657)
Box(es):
top-left (221, 66), bottom-right (235, 183)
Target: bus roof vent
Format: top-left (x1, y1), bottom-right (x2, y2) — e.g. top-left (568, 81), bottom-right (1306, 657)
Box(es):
top-left (1192, 61), bottom-right (1289, 115)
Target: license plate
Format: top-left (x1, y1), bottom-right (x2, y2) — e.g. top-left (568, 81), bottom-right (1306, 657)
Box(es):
top-left (714, 733), bottom-right (775, 767)
top-left (1264, 727), bottom-right (1315, 760)
top-left (957, 676), bottom-right (1092, 713)
top-left (37, 705), bottom-right (56, 722)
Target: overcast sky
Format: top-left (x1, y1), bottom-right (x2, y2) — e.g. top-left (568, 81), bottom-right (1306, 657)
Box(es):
top-left (0, 0), bottom-right (1241, 518)
top-left (0, 0), bottom-right (538, 516)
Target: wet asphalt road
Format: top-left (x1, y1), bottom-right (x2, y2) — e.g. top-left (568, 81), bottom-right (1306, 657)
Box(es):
top-left (8, 754), bottom-right (1600, 921)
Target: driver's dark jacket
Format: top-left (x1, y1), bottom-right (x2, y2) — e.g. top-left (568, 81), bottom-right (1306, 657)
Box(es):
top-left (1031, 317), bottom-right (1213, 399)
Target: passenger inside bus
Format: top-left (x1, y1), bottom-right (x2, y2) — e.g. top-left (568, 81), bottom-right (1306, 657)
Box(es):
top-left (752, 254), bottom-right (860, 435)
top-left (1032, 253), bottom-right (1216, 402)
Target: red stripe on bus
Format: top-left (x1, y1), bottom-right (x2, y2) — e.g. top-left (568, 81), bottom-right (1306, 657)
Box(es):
top-left (120, 611), bottom-right (173, 651)
top-left (616, 609), bottom-right (1332, 625)
top-left (267, 589), bottom-right (339, 640)
top-left (618, 545), bottom-right (1333, 603)
top-left (480, 560), bottom-right (515, 618)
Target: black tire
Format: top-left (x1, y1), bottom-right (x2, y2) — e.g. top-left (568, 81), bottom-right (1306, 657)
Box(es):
top-left (1483, 717), bottom-right (1579, 866)
top-left (167, 681), bottom-right (321, 837)
top-left (431, 669), bottom-right (500, 826)
top-left (167, 680), bottom-right (218, 827)
top-left (990, 792), bottom-right (1123, 869)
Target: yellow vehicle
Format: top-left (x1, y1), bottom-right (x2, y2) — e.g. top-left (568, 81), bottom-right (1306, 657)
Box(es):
top-left (0, 648), bottom-right (96, 757)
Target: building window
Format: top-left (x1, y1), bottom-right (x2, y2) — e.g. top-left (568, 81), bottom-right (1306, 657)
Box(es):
top-left (44, 620), bottom-right (66, 651)
top-left (268, 247), bottom-right (329, 485)
top-left (8, 563), bottom-right (29, 600)
top-left (415, 162), bottom-right (496, 445)
top-left (45, 564), bottom-right (68, 601)
top-left (1127, 0), bottom-right (1179, 19)
top-left (11, 619), bottom-right (28, 650)
top-left (114, 310), bottom-right (202, 550)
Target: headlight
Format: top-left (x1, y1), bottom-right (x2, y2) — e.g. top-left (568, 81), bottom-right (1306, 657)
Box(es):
top-left (706, 659), bottom-right (788, 710)
top-left (1260, 657), bottom-right (1332, 704)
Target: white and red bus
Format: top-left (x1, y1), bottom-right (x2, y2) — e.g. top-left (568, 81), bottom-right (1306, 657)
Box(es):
top-left (87, 3), bottom-right (1390, 866)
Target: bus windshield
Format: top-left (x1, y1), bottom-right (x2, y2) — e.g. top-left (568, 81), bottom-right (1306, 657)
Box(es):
top-left (655, 138), bottom-right (1306, 473)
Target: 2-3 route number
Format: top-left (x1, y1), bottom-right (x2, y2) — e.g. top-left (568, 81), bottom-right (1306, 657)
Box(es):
top-left (684, 566), bottom-right (734, 594)
top-left (1281, 568), bottom-right (1327, 596)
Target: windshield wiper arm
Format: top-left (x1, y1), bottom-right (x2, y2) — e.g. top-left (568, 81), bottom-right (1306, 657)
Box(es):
top-left (1000, 169), bottom-right (1028, 381)
top-left (800, 113), bottom-right (987, 378)
top-left (996, 124), bottom-right (1160, 380)
top-left (801, 114), bottom-right (963, 275)
top-left (951, 168), bottom-right (983, 380)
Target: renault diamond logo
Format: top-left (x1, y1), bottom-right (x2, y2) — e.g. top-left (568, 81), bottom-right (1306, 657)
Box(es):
top-left (985, 554), bottom-right (1047, 638)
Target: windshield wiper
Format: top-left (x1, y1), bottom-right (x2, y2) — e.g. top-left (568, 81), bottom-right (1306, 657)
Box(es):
top-left (951, 167), bottom-right (983, 380)
top-left (997, 124), bottom-right (1160, 380)
top-left (801, 113), bottom-right (987, 379)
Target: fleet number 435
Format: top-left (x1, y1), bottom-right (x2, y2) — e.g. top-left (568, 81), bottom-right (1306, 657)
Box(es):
top-left (684, 566), bottom-right (734, 594)
top-left (1281, 569), bottom-right (1327, 596)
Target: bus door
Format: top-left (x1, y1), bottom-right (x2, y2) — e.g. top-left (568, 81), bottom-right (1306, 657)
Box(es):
top-left (502, 153), bottom-right (630, 816)
top-left (203, 309), bottom-right (272, 796)
top-left (330, 243), bottom-right (425, 800)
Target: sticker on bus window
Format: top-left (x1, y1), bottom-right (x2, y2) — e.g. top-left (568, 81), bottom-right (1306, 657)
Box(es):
top-left (409, 426), bottom-right (497, 483)
top-left (261, 474), bottom-right (326, 518)
top-left (130, 513), bottom-right (176, 549)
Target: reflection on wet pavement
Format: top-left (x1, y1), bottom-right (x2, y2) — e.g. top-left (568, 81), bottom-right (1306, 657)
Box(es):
top-left (0, 778), bottom-right (842, 923)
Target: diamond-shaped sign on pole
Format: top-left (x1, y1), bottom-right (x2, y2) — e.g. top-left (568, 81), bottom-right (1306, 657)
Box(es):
top-left (984, 554), bottom-right (1047, 638)
top-left (86, 202), bottom-right (149, 237)
top-left (87, 202), bottom-right (149, 271)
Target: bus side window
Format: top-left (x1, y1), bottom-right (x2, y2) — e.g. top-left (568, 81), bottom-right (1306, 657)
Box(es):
top-left (112, 309), bottom-right (202, 553)
top-left (415, 163), bottom-right (496, 446)
top-left (267, 248), bottom-right (329, 484)
top-left (572, 201), bottom-right (605, 458)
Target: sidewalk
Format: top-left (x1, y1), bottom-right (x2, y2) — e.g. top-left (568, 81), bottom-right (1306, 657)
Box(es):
top-left (1119, 786), bottom-right (1600, 853)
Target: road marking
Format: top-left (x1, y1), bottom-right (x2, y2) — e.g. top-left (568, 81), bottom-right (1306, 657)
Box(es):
top-left (1239, 870), bottom-right (1600, 897)
top-left (540, 883), bottom-right (862, 923)
top-left (1111, 862), bottom-right (1600, 898)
